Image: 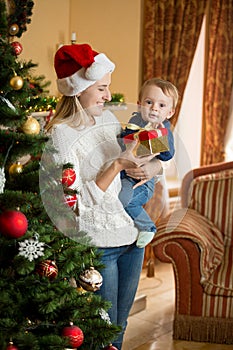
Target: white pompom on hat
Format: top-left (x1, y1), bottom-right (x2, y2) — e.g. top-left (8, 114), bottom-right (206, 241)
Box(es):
top-left (54, 43), bottom-right (115, 96)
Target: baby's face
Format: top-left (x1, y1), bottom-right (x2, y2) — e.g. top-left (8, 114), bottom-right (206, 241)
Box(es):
top-left (138, 85), bottom-right (174, 126)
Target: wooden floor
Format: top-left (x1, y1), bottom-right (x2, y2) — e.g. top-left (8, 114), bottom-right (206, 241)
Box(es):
top-left (122, 261), bottom-right (233, 350)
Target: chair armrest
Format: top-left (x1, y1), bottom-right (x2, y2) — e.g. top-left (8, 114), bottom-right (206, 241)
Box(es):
top-left (152, 208), bottom-right (224, 283)
top-left (153, 236), bottom-right (204, 314)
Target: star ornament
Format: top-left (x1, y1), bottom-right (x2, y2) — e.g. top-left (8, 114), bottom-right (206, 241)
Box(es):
top-left (18, 237), bottom-right (45, 261)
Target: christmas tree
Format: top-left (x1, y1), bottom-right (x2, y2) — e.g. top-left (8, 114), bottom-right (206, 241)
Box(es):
top-left (0, 1), bottom-right (120, 349)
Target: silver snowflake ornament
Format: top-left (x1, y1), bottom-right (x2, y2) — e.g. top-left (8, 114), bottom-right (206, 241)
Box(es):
top-left (99, 308), bottom-right (112, 325)
top-left (18, 237), bottom-right (45, 261)
top-left (0, 167), bottom-right (6, 194)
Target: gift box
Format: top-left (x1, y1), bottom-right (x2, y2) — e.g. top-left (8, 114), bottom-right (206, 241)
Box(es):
top-left (123, 127), bottom-right (169, 156)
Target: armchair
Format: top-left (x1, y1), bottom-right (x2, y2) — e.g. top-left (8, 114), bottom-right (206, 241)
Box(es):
top-left (152, 161), bottom-right (233, 344)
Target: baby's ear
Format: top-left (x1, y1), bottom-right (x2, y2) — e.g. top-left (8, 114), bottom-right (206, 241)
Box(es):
top-left (137, 100), bottom-right (141, 111)
top-left (167, 109), bottom-right (175, 119)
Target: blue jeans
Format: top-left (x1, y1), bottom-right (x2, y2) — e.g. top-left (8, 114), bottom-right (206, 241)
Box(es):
top-left (119, 176), bottom-right (156, 232)
top-left (96, 243), bottom-right (145, 349)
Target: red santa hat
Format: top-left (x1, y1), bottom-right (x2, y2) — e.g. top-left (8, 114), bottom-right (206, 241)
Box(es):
top-left (54, 43), bottom-right (115, 96)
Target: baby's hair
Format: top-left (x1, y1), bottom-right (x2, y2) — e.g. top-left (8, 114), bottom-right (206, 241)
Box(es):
top-left (139, 78), bottom-right (179, 109)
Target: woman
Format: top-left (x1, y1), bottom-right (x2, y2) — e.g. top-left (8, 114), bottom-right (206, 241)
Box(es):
top-left (46, 43), bottom-right (161, 349)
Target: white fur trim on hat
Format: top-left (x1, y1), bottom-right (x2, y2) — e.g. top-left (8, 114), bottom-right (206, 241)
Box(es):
top-left (57, 53), bottom-right (115, 96)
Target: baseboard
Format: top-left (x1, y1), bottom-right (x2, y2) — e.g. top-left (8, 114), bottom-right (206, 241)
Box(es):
top-left (129, 294), bottom-right (147, 316)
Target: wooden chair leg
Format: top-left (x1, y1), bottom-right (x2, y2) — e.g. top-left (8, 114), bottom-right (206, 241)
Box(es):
top-left (146, 244), bottom-right (155, 278)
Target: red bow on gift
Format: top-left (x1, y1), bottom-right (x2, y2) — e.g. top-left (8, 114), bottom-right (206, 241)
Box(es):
top-left (122, 123), bottom-right (168, 142)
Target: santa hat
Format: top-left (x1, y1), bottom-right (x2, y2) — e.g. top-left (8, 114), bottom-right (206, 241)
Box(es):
top-left (54, 43), bottom-right (115, 96)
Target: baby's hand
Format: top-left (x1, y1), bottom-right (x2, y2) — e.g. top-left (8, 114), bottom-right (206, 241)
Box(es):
top-left (132, 179), bottom-right (148, 189)
top-left (126, 155), bottom-right (161, 185)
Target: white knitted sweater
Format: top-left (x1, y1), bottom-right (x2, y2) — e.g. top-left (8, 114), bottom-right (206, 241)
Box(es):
top-left (51, 110), bottom-right (138, 247)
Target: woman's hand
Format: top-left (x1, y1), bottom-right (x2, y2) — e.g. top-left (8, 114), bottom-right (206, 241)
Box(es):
top-left (118, 141), bottom-right (155, 170)
top-left (125, 157), bottom-right (162, 189)
top-left (96, 141), bottom-right (154, 192)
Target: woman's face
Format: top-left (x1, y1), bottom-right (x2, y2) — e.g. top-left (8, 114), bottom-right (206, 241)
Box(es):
top-left (78, 72), bottom-right (112, 116)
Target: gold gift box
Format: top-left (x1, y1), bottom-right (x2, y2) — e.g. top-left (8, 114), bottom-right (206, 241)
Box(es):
top-left (123, 128), bottom-right (169, 156)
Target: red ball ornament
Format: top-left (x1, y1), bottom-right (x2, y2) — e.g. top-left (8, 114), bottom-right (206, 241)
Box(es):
top-left (6, 342), bottom-right (19, 350)
top-left (0, 210), bottom-right (28, 238)
top-left (36, 260), bottom-right (58, 280)
top-left (62, 168), bottom-right (76, 187)
top-left (62, 323), bottom-right (84, 348)
top-left (64, 194), bottom-right (77, 208)
top-left (11, 41), bottom-right (23, 55)
top-left (104, 345), bottom-right (118, 350)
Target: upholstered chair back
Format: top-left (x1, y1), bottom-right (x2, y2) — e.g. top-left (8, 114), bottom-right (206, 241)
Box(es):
top-left (187, 169), bottom-right (233, 245)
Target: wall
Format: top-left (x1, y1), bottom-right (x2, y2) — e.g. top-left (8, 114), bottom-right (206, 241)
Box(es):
top-left (19, 0), bottom-right (205, 180)
top-left (20, 0), bottom-right (70, 96)
top-left (70, 0), bottom-right (142, 103)
top-left (20, 0), bottom-right (142, 103)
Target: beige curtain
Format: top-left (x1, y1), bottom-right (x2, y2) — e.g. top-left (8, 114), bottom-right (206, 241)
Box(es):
top-left (143, 0), bottom-right (207, 125)
top-left (143, 0), bottom-right (233, 164)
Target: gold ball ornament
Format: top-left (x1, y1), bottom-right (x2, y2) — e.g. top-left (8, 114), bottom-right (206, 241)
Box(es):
top-left (10, 75), bottom-right (24, 90)
top-left (9, 23), bottom-right (19, 36)
top-left (76, 286), bottom-right (87, 294)
top-left (22, 116), bottom-right (40, 135)
top-left (9, 162), bottom-right (23, 176)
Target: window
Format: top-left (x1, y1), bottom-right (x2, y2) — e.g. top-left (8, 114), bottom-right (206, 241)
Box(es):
top-left (165, 16), bottom-right (206, 187)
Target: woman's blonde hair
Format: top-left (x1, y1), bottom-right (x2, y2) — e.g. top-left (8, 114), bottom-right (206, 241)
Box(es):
top-left (45, 95), bottom-right (94, 133)
top-left (139, 78), bottom-right (179, 109)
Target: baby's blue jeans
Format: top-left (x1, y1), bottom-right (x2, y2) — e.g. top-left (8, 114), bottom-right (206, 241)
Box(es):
top-left (119, 176), bottom-right (156, 232)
